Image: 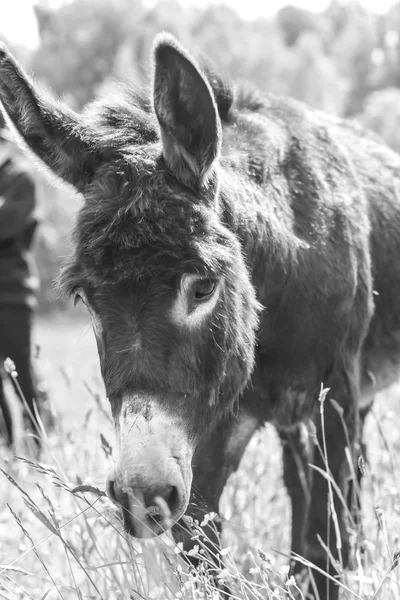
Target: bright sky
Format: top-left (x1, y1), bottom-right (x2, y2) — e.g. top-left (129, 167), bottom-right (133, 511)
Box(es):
top-left (0, 0), bottom-right (398, 50)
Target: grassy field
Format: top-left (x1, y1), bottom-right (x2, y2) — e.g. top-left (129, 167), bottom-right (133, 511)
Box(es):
top-left (0, 312), bottom-right (400, 599)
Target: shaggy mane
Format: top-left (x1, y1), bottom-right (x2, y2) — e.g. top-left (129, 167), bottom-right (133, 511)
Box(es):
top-left (81, 61), bottom-right (264, 153)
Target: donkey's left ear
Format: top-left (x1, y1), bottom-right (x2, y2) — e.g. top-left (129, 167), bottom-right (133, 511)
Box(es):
top-left (0, 43), bottom-right (103, 193)
top-left (153, 34), bottom-right (221, 188)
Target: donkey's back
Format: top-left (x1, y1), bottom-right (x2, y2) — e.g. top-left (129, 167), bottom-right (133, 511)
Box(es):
top-left (217, 84), bottom-right (400, 411)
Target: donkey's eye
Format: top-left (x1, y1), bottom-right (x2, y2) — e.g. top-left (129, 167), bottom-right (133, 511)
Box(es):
top-left (193, 279), bottom-right (216, 300)
top-left (73, 289), bottom-right (87, 307)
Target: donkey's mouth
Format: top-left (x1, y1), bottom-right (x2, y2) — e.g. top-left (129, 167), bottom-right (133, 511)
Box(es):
top-left (113, 487), bottom-right (173, 539)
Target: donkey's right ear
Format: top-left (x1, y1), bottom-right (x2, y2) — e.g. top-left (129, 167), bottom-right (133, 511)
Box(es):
top-left (0, 43), bottom-right (102, 192)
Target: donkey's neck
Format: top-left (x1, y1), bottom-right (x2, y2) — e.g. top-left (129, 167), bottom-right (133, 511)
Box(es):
top-left (219, 167), bottom-right (299, 306)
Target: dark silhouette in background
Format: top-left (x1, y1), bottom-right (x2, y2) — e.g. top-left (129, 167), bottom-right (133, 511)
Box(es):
top-left (0, 112), bottom-right (47, 446)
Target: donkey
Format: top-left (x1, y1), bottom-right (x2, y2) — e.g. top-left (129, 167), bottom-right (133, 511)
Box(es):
top-left (1, 33), bottom-right (400, 599)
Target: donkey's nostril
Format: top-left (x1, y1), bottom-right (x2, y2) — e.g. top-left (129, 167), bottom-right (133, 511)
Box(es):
top-left (166, 485), bottom-right (179, 514)
top-left (106, 477), bottom-right (118, 503)
top-left (145, 484), bottom-right (179, 517)
top-left (106, 473), bottom-right (184, 537)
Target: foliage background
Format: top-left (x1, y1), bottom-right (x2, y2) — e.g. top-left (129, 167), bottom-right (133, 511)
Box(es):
top-left (4, 0), bottom-right (400, 310)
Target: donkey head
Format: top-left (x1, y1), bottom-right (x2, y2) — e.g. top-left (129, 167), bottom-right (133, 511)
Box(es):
top-left (0, 35), bottom-right (260, 536)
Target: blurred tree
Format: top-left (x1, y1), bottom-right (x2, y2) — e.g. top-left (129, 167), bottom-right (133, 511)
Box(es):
top-left (329, 2), bottom-right (377, 116)
top-left (322, 0), bottom-right (353, 46)
top-left (191, 4), bottom-right (249, 74)
top-left (32, 0), bottom-right (145, 108)
top-left (283, 32), bottom-right (348, 115)
top-left (358, 88), bottom-right (400, 153)
top-left (277, 4), bottom-right (318, 46)
top-left (127, 1), bottom-right (192, 79)
top-left (191, 7), bottom-right (288, 96)
top-left (372, 3), bottom-right (400, 91)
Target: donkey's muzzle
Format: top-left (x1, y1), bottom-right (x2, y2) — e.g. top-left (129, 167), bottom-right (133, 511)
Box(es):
top-left (107, 477), bottom-right (182, 538)
top-left (108, 395), bottom-right (193, 537)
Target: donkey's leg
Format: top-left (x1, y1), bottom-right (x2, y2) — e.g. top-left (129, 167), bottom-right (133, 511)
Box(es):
top-left (305, 369), bottom-right (359, 600)
top-left (347, 399), bottom-right (372, 530)
top-left (279, 423), bottom-right (313, 568)
top-left (357, 401), bottom-right (372, 487)
top-left (0, 371), bottom-right (13, 446)
top-left (173, 410), bottom-right (260, 565)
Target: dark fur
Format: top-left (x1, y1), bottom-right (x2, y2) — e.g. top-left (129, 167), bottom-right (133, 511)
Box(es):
top-left (1, 34), bottom-right (400, 598)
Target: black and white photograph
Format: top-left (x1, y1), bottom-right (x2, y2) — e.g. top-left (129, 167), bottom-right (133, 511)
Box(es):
top-left (1, 1), bottom-right (400, 598)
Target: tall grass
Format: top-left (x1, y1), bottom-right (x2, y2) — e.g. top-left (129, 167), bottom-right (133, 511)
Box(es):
top-left (0, 316), bottom-right (400, 599)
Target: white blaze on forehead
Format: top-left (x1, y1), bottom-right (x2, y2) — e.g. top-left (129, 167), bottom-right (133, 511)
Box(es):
top-left (118, 395), bottom-right (192, 453)
top-left (119, 398), bottom-right (176, 433)
top-left (171, 273), bottom-right (220, 328)
top-left (116, 395), bottom-right (194, 488)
